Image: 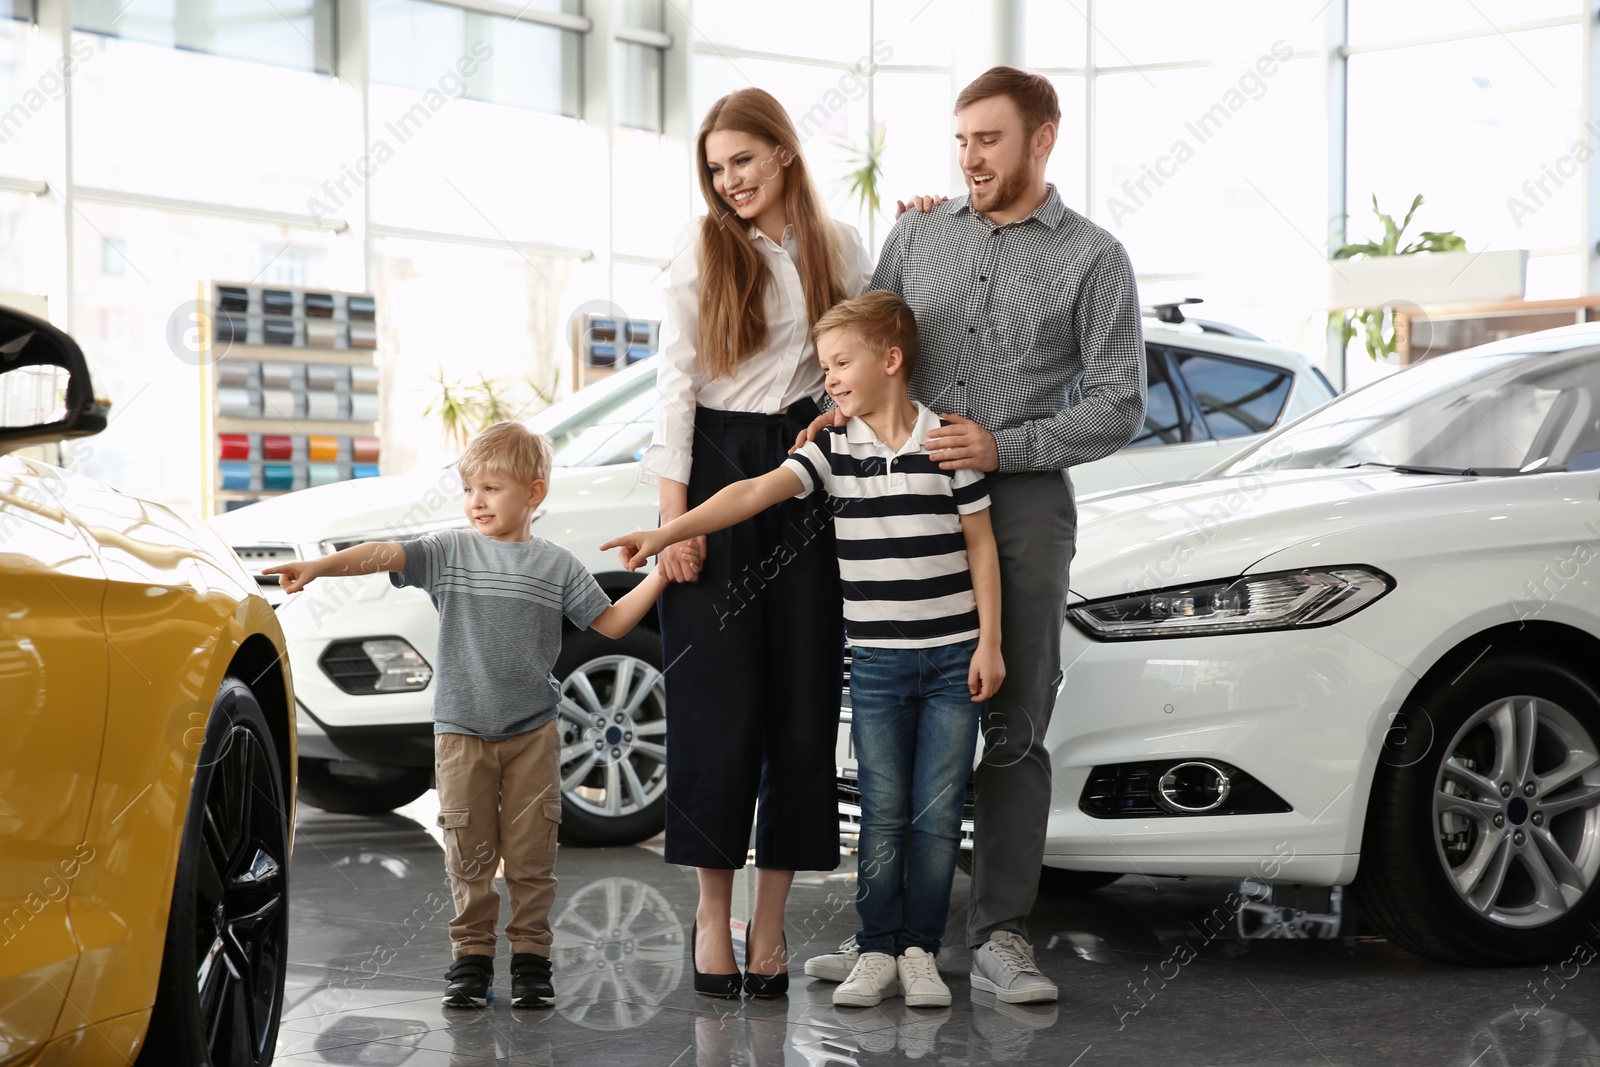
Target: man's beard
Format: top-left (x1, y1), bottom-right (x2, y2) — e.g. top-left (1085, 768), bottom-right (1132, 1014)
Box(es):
top-left (969, 165), bottom-right (1031, 219)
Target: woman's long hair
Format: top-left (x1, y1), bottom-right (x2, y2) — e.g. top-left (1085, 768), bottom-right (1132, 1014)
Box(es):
top-left (694, 88), bottom-right (849, 381)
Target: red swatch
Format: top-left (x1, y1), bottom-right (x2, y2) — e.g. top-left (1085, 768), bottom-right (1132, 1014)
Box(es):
top-left (262, 434), bottom-right (294, 460)
top-left (218, 433), bottom-right (250, 460)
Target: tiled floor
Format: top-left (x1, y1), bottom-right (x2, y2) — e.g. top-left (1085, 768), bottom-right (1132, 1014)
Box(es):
top-left (276, 798), bottom-right (1600, 1066)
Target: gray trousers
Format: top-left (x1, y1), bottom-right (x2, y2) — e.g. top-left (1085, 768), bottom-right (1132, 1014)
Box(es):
top-left (968, 470), bottom-right (1076, 947)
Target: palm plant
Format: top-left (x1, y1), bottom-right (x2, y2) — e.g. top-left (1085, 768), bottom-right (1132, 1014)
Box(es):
top-left (424, 365), bottom-right (561, 447)
top-left (1333, 194), bottom-right (1467, 362)
top-left (839, 124), bottom-right (887, 222)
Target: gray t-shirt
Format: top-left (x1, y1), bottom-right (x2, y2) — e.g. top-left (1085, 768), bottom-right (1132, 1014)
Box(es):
top-left (391, 529), bottom-right (612, 741)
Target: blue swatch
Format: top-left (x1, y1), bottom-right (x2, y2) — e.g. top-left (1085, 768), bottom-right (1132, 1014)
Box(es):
top-left (263, 463), bottom-right (295, 491)
top-left (219, 460), bottom-right (252, 490)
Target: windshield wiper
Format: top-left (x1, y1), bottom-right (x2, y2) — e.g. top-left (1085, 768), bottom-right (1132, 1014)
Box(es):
top-left (1345, 462), bottom-right (1560, 477)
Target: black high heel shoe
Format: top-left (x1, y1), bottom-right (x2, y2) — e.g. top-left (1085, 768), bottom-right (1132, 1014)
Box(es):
top-left (742, 921), bottom-right (789, 998)
top-left (692, 920), bottom-right (742, 998)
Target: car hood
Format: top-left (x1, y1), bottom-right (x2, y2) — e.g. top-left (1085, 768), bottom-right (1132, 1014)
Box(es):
top-left (209, 464), bottom-right (637, 548)
top-left (1068, 466), bottom-right (1472, 602)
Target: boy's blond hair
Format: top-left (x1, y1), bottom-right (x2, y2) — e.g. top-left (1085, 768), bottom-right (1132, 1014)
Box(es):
top-left (812, 289), bottom-right (921, 379)
top-left (458, 421), bottom-right (553, 486)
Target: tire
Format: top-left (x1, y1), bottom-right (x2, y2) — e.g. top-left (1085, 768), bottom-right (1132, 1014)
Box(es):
top-left (554, 626), bottom-right (668, 846)
top-left (1357, 653), bottom-right (1600, 965)
top-left (136, 678), bottom-right (290, 1067)
top-left (296, 758), bottom-right (431, 814)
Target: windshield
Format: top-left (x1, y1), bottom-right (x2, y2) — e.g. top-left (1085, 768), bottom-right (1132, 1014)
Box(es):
top-left (1217, 346), bottom-right (1600, 476)
top-left (535, 367), bottom-right (659, 469)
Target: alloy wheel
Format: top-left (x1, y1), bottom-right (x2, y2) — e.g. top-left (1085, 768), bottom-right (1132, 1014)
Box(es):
top-left (1434, 695), bottom-right (1600, 927)
top-left (193, 721), bottom-right (287, 1063)
top-left (558, 655), bottom-right (668, 820)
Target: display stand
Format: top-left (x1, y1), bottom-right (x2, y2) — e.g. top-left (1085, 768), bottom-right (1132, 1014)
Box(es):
top-left (571, 311), bottom-right (659, 391)
top-left (198, 282), bottom-right (382, 516)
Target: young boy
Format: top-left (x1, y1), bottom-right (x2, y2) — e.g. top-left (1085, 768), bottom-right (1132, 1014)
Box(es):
top-left (266, 421), bottom-right (670, 1009)
top-left (603, 290), bottom-right (1003, 1009)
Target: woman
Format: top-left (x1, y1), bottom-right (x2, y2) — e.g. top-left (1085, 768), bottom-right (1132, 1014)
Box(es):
top-left (640, 87), bottom-right (872, 998)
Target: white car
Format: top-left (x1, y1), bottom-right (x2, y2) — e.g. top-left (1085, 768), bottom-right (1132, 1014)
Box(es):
top-left (211, 312), bottom-right (1331, 845)
top-left (928, 320), bottom-right (1600, 966)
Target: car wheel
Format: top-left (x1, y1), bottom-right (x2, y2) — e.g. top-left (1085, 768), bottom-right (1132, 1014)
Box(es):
top-left (296, 758), bottom-right (431, 814)
top-left (1358, 653), bottom-right (1600, 964)
top-left (555, 627), bottom-right (668, 846)
top-left (136, 678), bottom-right (289, 1067)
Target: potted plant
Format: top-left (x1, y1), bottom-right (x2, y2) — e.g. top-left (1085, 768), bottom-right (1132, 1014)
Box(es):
top-left (1332, 194), bottom-right (1466, 363)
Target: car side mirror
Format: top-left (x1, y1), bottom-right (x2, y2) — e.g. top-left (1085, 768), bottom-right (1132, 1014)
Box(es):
top-left (0, 305), bottom-right (109, 456)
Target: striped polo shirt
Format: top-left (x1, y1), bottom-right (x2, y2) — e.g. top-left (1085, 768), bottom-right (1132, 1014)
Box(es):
top-left (783, 402), bottom-right (990, 649)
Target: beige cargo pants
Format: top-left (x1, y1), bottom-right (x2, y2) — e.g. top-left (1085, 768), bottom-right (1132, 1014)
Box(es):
top-left (434, 722), bottom-right (562, 958)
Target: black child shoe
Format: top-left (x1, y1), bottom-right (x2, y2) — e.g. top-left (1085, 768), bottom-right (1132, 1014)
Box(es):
top-left (511, 952), bottom-right (555, 1009)
top-left (692, 920), bottom-right (743, 998)
top-left (442, 954), bottom-right (494, 1007)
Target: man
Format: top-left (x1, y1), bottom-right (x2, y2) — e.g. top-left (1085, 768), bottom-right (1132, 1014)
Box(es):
top-left (803, 66), bottom-right (1145, 1004)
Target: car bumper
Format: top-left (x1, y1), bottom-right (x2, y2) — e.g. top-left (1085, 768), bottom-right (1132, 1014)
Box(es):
top-left (1035, 621), bottom-right (1406, 884)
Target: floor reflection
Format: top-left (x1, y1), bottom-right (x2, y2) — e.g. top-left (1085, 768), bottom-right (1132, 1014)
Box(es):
top-left (278, 806), bottom-right (1600, 1066)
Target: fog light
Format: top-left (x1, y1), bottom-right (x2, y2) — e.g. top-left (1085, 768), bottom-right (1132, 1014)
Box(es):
top-left (1156, 761), bottom-right (1231, 813)
top-left (363, 639), bottom-right (434, 691)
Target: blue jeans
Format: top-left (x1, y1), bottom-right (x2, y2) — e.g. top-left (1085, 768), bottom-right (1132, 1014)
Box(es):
top-left (850, 638), bottom-right (982, 956)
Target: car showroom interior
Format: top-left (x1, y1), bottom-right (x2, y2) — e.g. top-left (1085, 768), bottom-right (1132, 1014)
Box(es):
top-left (7, 0), bottom-right (1600, 1064)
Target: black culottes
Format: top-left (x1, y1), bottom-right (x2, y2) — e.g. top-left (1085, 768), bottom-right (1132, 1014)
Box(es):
top-left (658, 401), bottom-right (844, 871)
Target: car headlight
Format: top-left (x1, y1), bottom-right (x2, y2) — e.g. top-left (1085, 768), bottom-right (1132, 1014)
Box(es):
top-left (1067, 566), bottom-right (1392, 640)
top-left (320, 637), bottom-right (434, 693)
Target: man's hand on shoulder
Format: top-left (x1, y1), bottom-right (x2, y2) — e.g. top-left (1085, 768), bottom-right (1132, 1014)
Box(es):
top-left (927, 414), bottom-right (999, 472)
top-left (790, 408), bottom-right (846, 454)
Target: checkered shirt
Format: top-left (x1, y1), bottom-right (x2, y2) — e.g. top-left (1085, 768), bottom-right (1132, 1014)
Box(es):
top-left (869, 184), bottom-right (1147, 472)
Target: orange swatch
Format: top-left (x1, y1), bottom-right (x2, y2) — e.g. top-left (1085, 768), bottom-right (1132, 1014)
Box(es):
top-left (308, 435), bottom-right (339, 462)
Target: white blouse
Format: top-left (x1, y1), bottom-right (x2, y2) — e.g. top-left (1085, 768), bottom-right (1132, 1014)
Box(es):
top-left (640, 216), bottom-right (874, 486)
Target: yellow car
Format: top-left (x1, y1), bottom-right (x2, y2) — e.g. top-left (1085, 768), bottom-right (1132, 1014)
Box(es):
top-left (0, 306), bottom-right (295, 1066)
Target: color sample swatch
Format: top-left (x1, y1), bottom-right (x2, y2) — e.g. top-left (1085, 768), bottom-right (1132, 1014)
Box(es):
top-left (217, 286), bottom-right (249, 312)
top-left (304, 292), bottom-right (334, 317)
top-left (217, 387), bottom-right (252, 417)
top-left (262, 290), bottom-right (294, 315)
top-left (305, 320), bottom-right (338, 347)
top-left (308, 435), bottom-right (338, 462)
top-left (352, 435), bottom-right (380, 463)
top-left (306, 392), bottom-right (340, 420)
top-left (261, 389), bottom-right (297, 418)
top-left (347, 295), bottom-right (376, 320)
top-left (348, 321), bottom-right (377, 349)
top-left (219, 460), bottom-right (252, 490)
top-left (349, 393), bottom-right (379, 421)
top-left (308, 462), bottom-right (341, 487)
top-left (349, 365), bottom-right (379, 392)
top-left (260, 362), bottom-right (295, 388)
top-left (263, 464), bottom-right (295, 490)
top-left (306, 363), bottom-right (341, 390)
top-left (217, 361), bottom-right (250, 388)
top-left (218, 433), bottom-right (250, 460)
top-left (263, 319), bottom-right (296, 345)
top-left (262, 434), bottom-right (293, 460)
top-left (214, 313), bottom-right (249, 345)
top-left (352, 464), bottom-right (380, 479)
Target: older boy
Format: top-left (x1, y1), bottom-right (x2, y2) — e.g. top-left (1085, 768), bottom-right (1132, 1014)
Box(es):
top-left (266, 421), bottom-right (670, 1009)
top-left (604, 291), bottom-right (1003, 1008)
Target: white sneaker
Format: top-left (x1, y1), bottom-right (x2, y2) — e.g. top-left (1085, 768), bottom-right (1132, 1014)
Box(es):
top-left (804, 934), bottom-right (858, 982)
top-left (968, 931), bottom-right (1058, 1004)
top-left (804, 934), bottom-right (946, 983)
top-left (832, 951), bottom-right (900, 1008)
top-left (897, 947), bottom-right (950, 1008)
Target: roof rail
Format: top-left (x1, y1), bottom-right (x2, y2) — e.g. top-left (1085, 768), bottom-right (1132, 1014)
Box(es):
top-left (1143, 298), bottom-right (1264, 341)
top-left (1145, 298), bottom-right (1203, 324)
